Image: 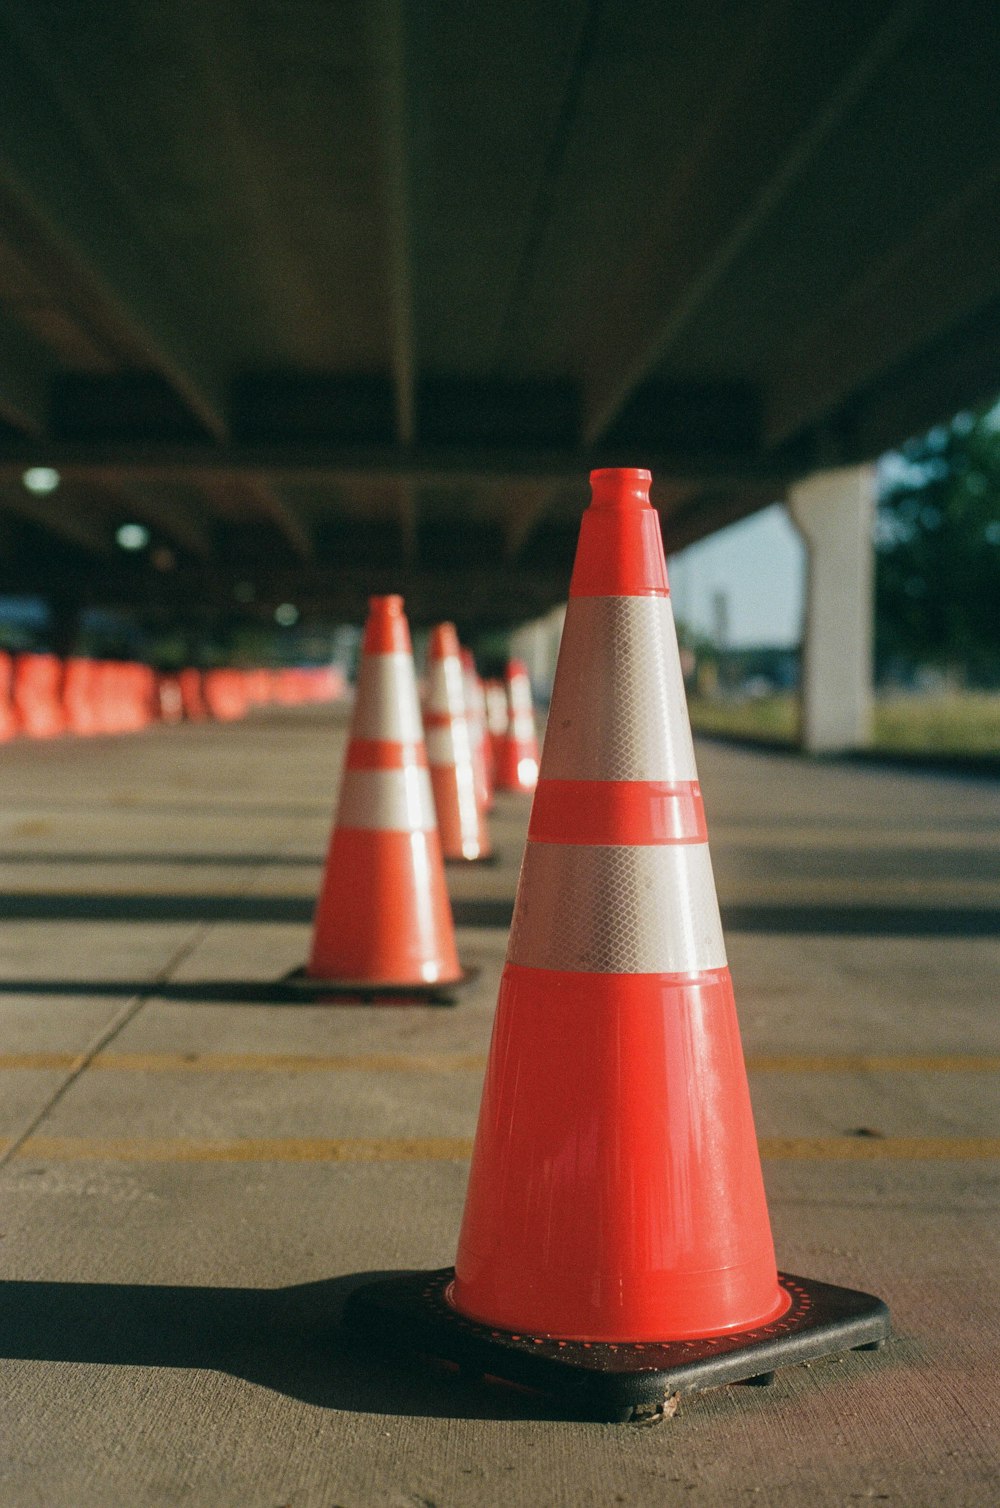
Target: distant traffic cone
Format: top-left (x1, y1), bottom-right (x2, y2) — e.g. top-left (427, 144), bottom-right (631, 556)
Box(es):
top-left (0, 652), bottom-right (18, 740)
top-left (424, 625), bottom-right (492, 862)
top-left (300, 596), bottom-right (465, 998)
top-left (346, 468), bottom-right (889, 1418)
top-left (484, 677), bottom-right (507, 767)
top-left (461, 648), bottom-right (494, 813)
top-left (494, 658), bottom-right (539, 792)
top-left (13, 653), bottom-right (65, 738)
top-left (63, 658), bottom-right (101, 735)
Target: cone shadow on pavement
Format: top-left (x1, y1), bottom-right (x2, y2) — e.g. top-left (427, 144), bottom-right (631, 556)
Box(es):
top-left (345, 468), bottom-right (890, 1419)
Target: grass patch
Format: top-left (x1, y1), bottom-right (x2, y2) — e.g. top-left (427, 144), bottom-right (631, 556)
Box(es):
top-left (689, 692), bottom-right (1000, 757)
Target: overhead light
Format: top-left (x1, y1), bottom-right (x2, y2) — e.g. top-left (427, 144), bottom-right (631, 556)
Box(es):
top-left (116, 522), bottom-right (150, 551)
top-left (274, 602), bottom-right (299, 627)
top-left (22, 466), bottom-right (60, 494)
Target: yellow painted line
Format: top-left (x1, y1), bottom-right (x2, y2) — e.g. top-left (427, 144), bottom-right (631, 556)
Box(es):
top-left (0, 1051), bottom-right (996, 1074)
top-left (759, 1137), bottom-right (1000, 1160)
top-left (0, 1053), bottom-right (84, 1071)
top-left (17, 1136), bottom-right (476, 1163)
top-left (11, 1135), bottom-right (1000, 1164)
top-left (747, 1054), bottom-right (1000, 1073)
top-left (89, 1051), bottom-right (489, 1074)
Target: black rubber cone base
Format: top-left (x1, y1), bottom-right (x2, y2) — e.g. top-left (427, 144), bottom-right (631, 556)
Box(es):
top-left (343, 1268), bottom-right (890, 1422)
top-left (278, 966), bottom-right (477, 1007)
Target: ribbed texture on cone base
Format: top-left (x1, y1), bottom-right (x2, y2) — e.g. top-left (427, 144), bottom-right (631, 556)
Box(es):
top-left (308, 828), bottom-right (461, 985)
top-left (452, 963), bottom-right (785, 1341)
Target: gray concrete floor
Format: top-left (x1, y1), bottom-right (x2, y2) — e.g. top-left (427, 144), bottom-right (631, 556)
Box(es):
top-left (0, 706), bottom-right (997, 1507)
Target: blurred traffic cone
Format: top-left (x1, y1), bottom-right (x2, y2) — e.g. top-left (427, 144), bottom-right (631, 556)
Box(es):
top-left (345, 468), bottom-right (889, 1418)
top-left (63, 658), bottom-right (101, 736)
top-left (13, 653), bottom-right (65, 738)
top-left (178, 667), bottom-right (206, 721)
top-left (299, 596), bottom-right (466, 999)
top-left (424, 625), bottom-right (492, 862)
top-left (484, 677), bottom-right (507, 767)
top-left (461, 648), bottom-right (494, 813)
top-left (0, 652), bottom-right (18, 740)
top-left (494, 658), bottom-right (539, 793)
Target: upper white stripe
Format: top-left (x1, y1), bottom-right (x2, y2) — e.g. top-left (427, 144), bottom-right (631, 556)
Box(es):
top-left (508, 673), bottom-right (534, 715)
top-left (335, 767), bottom-right (436, 832)
top-left (540, 596), bottom-right (697, 781)
top-left (351, 652), bottom-right (424, 742)
top-left (425, 656), bottom-right (467, 717)
top-left (506, 841), bottom-right (726, 974)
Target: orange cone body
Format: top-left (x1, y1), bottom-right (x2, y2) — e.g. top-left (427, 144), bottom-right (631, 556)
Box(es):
top-left (308, 596), bottom-right (461, 985)
top-left (63, 658), bottom-right (102, 736)
top-left (460, 648), bottom-right (494, 812)
top-left (13, 654), bottom-right (65, 738)
top-left (494, 659), bottom-right (539, 793)
top-left (0, 652), bottom-right (19, 740)
top-left (424, 625), bottom-right (492, 861)
top-left (451, 467), bottom-right (786, 1343)
top-left (178, 668), bottom-right (206, 721)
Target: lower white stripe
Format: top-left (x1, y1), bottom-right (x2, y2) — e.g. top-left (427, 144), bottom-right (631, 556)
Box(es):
top-left (426, 723), bottom-right (474, 766)
top-left (335, 767), bottom-right (436, 832)
top-left (351, 653), bottom-right (424, 741)
top-left (507, 842), bottom-right (726, 974)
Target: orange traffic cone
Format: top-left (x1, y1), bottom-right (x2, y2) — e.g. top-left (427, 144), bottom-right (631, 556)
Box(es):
top-left (461, 648), bottom-right (494, 813)
top-left (494, 658), bottom-right (539, 793)
top-left (296, 596), bottom-right (467, 1001)
top-left (0, 652), bottom-right (18, 741)
top-left (346, 468), bottom-right (889, 1418)
top-left (424, 624), bottom-right (492, 862)
top-left (484, 677), bottom-right (507, 768)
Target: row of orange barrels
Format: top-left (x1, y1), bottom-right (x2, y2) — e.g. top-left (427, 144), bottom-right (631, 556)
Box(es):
top-left (0, 652), bottom-right (346, 741)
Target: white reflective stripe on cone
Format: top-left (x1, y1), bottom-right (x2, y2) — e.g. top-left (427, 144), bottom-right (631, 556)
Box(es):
top-left (335, 767), bottom-right (436, 832)
top-left (540, 596), bottom-right (697, 782)
top-left (425, 657), bottom-right (467, 717)
top-left (485, 685), bottom-right (508, 734)
top-left (509, 713), bottom-right (537, 740)
top-left (351, 654), bottom-right (424, 742)
top-left (507, 841), bottom-right (726, 974)
top-left (508, 674), bottom-right (534, 714)
top-left (425, 722), bottom-right (474, 767)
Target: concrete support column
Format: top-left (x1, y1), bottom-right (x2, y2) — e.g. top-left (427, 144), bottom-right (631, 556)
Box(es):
top-left (788, 464), bottom-right (875, 754)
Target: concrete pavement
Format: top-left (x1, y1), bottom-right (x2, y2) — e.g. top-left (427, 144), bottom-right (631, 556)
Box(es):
top-left (0, 707), bottom-right (997, 1505)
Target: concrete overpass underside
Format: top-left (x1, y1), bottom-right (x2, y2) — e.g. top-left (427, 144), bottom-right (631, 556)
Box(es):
top-left (0, 0), bottom-right (998, 627)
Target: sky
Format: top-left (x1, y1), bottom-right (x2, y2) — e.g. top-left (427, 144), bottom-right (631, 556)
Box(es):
top-left (667, 503), bottom-right (806, 650)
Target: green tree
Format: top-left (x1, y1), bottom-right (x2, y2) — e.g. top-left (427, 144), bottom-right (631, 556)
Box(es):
top-left (876, 405), bottom-right (1000, 687)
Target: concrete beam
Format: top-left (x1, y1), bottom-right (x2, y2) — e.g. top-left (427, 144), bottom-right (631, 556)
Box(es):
top-left (0, 12), bottom-right (228, 438)
top-left (0, 440), bottom-right (793, 491)
top-left (581, 0), bottom-right (922, 445)
top-left (0, 309), bottom-right (58, 435)
top-left (788, 465), bottom-right (875, 754)
top-left (0, 485), bottom-right (111, 557)
top-left (369, 0), bottom-right (416, 449)
top-left (766, 166), bottom-right (1000, 448)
